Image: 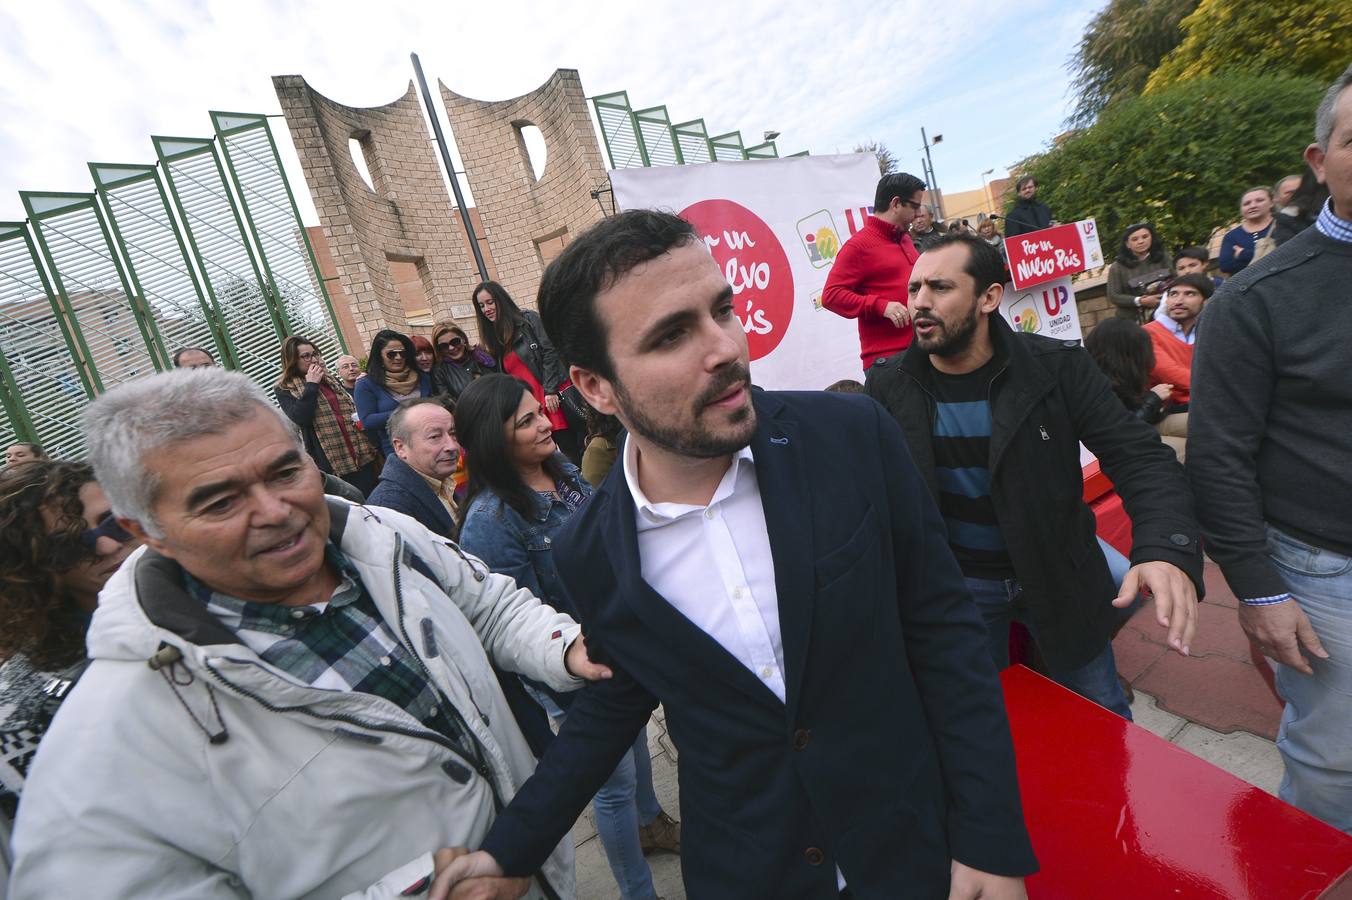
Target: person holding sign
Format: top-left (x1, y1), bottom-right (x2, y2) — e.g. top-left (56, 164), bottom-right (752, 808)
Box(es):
top-left (868, 234), bottom-right (1203, 720)
top-left (822, 172), bottom-right (925, 370)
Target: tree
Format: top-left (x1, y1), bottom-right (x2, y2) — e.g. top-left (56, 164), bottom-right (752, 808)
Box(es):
top-left (1015, 73), bottom-right (1323, 250)
top-left (1146, 0), bottom-right (1352, 92)
top-left (1066, 0), bottom-right (1199, 127)
top-left (854, 140), bottom-right (898, 176)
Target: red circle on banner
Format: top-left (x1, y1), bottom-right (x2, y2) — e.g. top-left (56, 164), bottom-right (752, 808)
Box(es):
top-left (679, 199), bottom-right (794, 361)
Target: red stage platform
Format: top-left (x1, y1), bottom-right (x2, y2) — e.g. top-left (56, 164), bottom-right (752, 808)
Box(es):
top-left (1002, 665), bottom-right (1352, 898)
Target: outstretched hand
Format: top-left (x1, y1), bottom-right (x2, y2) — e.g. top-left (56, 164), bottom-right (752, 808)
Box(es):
top-left (565, 634), bottom-right (613, 681)
top-left (1112, 561), bottom-right (1197, 656)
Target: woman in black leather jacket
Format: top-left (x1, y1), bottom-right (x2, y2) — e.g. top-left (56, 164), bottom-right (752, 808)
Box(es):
top-left (471, 281), bottom-right (582, 462)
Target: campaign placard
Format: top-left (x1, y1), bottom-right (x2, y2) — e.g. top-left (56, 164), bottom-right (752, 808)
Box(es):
top-left (999, 275), bottom-right (1081, 342)
top-left (1005, 219), bottom-right (1104, 290)
top-left (611, 154), bottom-right (876, 390)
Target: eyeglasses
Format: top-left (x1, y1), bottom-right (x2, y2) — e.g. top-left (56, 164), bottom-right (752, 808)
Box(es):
top-left (901, 199), bottom-right (923, 211)
top-left (383, 349), bottom-right (407, 359)
top-left (48, 511), bottom-right (134, 570)
top-left (298, 350), bottom-right (320, 361)
top-left (437, 338), bottom-right (466, 351)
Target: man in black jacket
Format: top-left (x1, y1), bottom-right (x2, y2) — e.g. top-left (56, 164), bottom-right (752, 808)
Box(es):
top-left (435, 210), bottom-right (1035, 899)
top-left (366, 398), bottom-right (460, 539)
top-left (867, 234), bottom-right (1202, 719)
top-left (1003, 177), bottom-right (1054, 238)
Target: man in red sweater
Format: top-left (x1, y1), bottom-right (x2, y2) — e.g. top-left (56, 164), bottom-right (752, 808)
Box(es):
top-left (1144, 272), bottom-right (1213, 406)
top-left (823, 172), bottom-right (926, 369)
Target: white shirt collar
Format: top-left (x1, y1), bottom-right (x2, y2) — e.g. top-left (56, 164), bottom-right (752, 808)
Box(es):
top-left (622, 435), bottom-right (756, 526)
top-left (1158, 311), bottom-right (1198, 346)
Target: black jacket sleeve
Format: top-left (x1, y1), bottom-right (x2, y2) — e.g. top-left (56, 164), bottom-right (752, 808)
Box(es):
top-left (1186, 289), bottom-right (1288, 600)
top-left (274, 383), bottom-right (320, 426)
top-left (873, 400), bottom-right (1038, 876)
top-left (521, 310), bottom-right (568, 394)
top-left (1061, 348), bottom-right (1204, 584)
top-left (480, 658), bottom-right (658, 876)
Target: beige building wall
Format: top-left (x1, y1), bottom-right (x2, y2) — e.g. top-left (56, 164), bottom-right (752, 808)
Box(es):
top-left (439, 69), bottom-right (609, 311)
top-left (273, 76), bottom-right (489, 350)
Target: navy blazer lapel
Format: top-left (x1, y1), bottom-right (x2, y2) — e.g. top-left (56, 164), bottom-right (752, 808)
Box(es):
top-left (601, 438), bottom-right (785, 715)
top-left (748, 392), bottom-right (816, 720)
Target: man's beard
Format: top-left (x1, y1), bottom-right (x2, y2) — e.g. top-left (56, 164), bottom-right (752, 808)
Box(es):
top-left (914, 303), bottom-right (979, 358)
top-left (614, 364), bottom-right (757, 459)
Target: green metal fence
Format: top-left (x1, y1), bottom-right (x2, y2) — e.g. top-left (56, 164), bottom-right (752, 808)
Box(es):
top-left (591, 91), bottom-right (799, 170)
top-left (0, 114), bottom-right (346, 458)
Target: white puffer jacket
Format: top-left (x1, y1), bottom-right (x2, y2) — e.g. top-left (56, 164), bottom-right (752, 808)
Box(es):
top-left (10, 500), bottom-right (582, 899)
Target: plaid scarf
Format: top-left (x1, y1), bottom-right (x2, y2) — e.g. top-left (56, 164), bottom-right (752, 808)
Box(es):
top-left (281, 374), bottom-right (375, 476)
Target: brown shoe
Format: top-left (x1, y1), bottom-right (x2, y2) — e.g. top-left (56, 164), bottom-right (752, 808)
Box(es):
top-left (639, 810), bottom-right (681, 855)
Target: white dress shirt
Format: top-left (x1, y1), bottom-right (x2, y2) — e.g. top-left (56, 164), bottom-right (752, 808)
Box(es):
top-left (623, 438), bottom-right (848, 889)
top-left (622, 439), bottom-right (786, 702)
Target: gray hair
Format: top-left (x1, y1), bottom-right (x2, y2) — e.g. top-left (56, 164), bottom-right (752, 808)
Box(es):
top-left (918, 204), bottom-right (934, 216)
top-left (82, 369), bottom-right (301, 537)
top-left (1315, 62), bottom-right (1352, 150)
top-left (388, 397), bottom-right (452, 446)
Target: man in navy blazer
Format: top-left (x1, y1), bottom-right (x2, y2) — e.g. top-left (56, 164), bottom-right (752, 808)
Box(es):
top-left (436, 210), bottom-right (1036, 899)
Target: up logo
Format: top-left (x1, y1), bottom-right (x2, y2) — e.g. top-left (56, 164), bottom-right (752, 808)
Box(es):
top-left (681, 198), bottom-right (796, 361)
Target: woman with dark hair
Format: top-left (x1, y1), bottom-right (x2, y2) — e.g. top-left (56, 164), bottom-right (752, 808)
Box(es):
top-left (430, 321), bottom-right (495, 403)
top-left (3, 444), bottom-right (45, 468)
top-left (354, 329), bottom-right (430, 456)
top-left (0, 461), bottom-right (138, 821)
top-left (1274, 168), bottom-right (1331, 245)
top-left (274, 335), bottom-right (378, 497)
top-left (471, 281), bottom-right (582, 463)
top-left (1083, 318), bottom-right (1183, 458)
top-left (456, 375), bottom-right (678, 899)
top-left (1106, 222), bottom-right (1172, 321)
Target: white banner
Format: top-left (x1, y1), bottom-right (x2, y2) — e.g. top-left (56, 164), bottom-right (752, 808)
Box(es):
top-left (999, 275), bottom-right (1082, 342)
top-left (611, 153), bottom-right (876, 391)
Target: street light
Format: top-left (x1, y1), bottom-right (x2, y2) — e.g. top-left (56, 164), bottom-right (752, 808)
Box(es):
top-left (980, 168), bottom-right (995, 217)
top-left (920, 127), bottom-right (944, 221)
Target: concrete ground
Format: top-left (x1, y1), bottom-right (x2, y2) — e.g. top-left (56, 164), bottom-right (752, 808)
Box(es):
top-left (568, 558), bottom-right (1289, 899)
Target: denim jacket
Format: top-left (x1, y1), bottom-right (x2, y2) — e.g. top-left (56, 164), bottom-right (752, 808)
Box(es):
top-left (458, 456), bottom-right (591, 619)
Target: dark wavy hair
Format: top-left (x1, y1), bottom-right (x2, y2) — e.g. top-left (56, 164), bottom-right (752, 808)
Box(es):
top-left (276, 334), bottom-right (321, 386)
top-left (0, 461), bottom-right (97, 669)
top-left (365, 329), bottom-right (417, 390)
top-left (1116, 222), bottom-right (1168, 266)
top-left (455, 374), bottom-right (573, 521)
top-left (1083, 318), bottom-right (1155, 410)
top-left (471, 281), bottom-right (526, 362)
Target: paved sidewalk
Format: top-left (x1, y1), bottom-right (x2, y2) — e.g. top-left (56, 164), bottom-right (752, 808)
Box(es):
top-left (569, 559), bottom-right (1290, 898)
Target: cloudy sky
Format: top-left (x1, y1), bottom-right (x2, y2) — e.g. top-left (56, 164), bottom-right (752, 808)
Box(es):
top-left (0, 0), bottom-right (1101, 225)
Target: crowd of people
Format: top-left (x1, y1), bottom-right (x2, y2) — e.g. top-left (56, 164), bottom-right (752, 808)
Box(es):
top-left (0, 60), bottom-right (1347, 900)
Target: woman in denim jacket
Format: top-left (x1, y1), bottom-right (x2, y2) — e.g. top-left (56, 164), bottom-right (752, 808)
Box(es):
top-left (456, 375), bottom-right (678, 900)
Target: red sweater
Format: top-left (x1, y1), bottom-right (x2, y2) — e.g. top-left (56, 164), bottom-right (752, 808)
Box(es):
top-left (822, 215), bottom-right (919, 367)
top-left (1144, 319), bottom-right (1195, 404)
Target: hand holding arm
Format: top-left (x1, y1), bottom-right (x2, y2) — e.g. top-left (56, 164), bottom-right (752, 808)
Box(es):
top-left (883, 300), bottom-right (911, 328)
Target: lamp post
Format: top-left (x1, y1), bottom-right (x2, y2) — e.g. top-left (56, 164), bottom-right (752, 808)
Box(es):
top-left (980, 168), bottom-right (995, 218)
top-left (920, 127), bottom-right (944, 221)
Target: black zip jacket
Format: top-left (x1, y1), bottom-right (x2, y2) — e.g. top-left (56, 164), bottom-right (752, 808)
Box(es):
top-left (867, 315), bottom-right (1204, 670)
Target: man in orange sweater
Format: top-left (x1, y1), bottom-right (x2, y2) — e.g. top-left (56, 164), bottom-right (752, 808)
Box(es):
top-left (1144, 273), bottom-right (1213, 405)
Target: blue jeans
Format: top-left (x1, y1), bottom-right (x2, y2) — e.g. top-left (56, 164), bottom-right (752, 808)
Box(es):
top-left (965, 566), bottom-right (1134, 720)
top-left (533, 691), bottom-right (660, 899)
top-left (1266, 525), bottom-right (1352, 833)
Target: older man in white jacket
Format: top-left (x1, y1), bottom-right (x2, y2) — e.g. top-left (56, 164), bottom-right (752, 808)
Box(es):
top-left (10, 370), bottom-right (610, 900)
